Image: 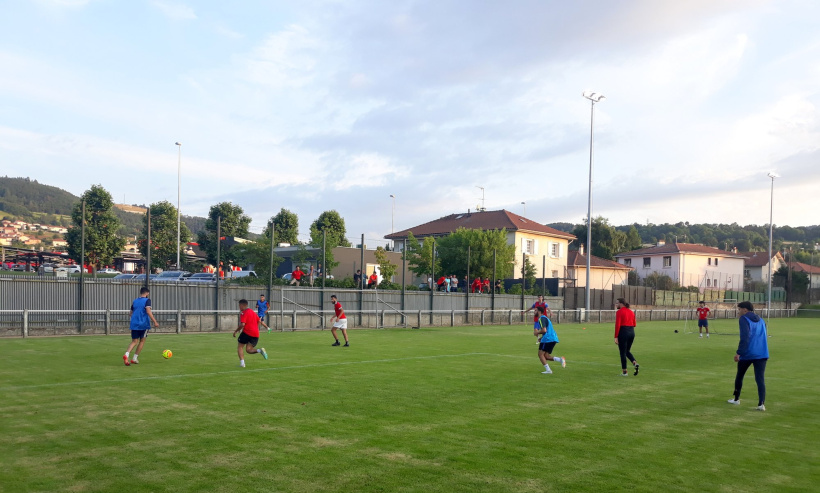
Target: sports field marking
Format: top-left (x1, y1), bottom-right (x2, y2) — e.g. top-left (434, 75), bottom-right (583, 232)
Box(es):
top-left (0, 352), bottom-right (493, 391)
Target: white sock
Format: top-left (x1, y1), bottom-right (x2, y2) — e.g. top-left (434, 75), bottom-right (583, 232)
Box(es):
top-left (544, 364), bottom-right (550, 370)
top-left (240, 359), bottom-right (245, 365)
top-left (553, 357), bottom-right (562, 363)
top-left (132, 354), bottom-right (138, 360)
top-left (125, 351), bottom-right (129, 357)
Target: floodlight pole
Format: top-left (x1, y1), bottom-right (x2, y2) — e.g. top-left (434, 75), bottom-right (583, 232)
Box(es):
top-left (767, 172), bottom-right (778, 314)
top-left (175, 142), bottom-right (182, 270)
top-left (583, 91), bottom-right (605, 320)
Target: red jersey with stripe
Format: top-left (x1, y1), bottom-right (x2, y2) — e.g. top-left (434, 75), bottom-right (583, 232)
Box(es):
top-left (697, 307), bottom-right (710, 320)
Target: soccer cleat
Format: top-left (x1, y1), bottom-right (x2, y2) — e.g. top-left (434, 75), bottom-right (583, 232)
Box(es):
top-left (259, 348), bottom-right (268, 360)
top-left (706, 334), bottom-right (710, 338)
top-left (620, 372), bottom-right (629, 377)
top-left (123, 355), bottom-right (130, 366)
top-left (727, 399), bottom-right (740, 405)
top-left (332, 341), bottom-right (341, 346)
top-left (633, 364), bottom-right (639, 376)
top-left (541, 369), bottom-right (553, 374)
top-left (560, 357), bottom-right (567, 369)
top-left (756, 405), bottom-right (766, 411)
top-left (699, 334), bottom-right (703, 338)
top-left (343, 342), bottom-right (349, 347)
top-left (239, 362), bottom-right (246, 368)
top-left (131, 358), bottom-right (139, 365)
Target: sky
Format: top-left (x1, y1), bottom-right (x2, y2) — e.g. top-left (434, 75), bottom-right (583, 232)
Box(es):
top-left (1, 0), bottom-right (819, 247)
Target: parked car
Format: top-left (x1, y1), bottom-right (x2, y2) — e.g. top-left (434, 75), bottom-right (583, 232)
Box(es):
top-left (99, 268), bottom-right (121, 275)
top-left (185, 273), bottom-right (217, 283)
top-left (230, 271), bottom-right (257, 279)
top-left (12, 263), bottom-right (28, 271)
top-left (132, 274), bottom-right (159, 282)
top-left (153, 271), bottom-right (191, 282)
top-left (57, 265), bottom-right (84, 274)
top-left (113, 273), bottom-right (137, 280)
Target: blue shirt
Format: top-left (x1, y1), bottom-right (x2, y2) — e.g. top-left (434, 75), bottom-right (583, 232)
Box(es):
top-left (538, 315), bottom-right (559, 343)
top-left (257, 300), bottom-right (269, 318)
top-left (130, 297), bottom-right (152, 331)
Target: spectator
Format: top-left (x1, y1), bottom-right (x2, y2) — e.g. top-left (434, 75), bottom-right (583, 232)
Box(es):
top-left (437, 276), bottom-right (446, 291)
top-left (483, 277), bottom-right (491, 293)
top-left (451, 275), bottom-right (459, 292)
top-left (309, 264), bottom-right (315, 287)
top-left (368, 271), bottom-right (378, 289)
top-left (495, 279), bottom-right (503, 293)
top-left (471, 277), bottom-right (482, 293)
top-left (290, 266), bottom-right (305, 286)
top-left (444, 275), bottom-right (451, 292)
top-left (353, 269), bottom-right (362, 288)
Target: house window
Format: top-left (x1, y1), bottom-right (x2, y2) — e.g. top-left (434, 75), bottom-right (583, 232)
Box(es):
top-left (643, 257), bottom-right (651, 268)
top-left (663, 256), bottom-right (672, 268)
top-left (714, 278), bottom-right (718, 287)
top-left (551, 270), bottom-right (558, 278)
top-left (624, 258), bottom-right (632, 267)
top-left (706, 279), bottom-right (711, 287)
top-left (715, 258), bottom-right (719, 266)
top-left (550, 243), bottom-right (559, 258)
top-left (744, 269), bottom-right (750, 278)
top-left (524, 239), bottom-right (535, 255)
top-left (708, 258), bottom-right (712, 265)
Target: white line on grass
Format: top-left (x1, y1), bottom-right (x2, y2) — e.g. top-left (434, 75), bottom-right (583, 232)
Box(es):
top-left (0, 352), bottom-right (493, 391)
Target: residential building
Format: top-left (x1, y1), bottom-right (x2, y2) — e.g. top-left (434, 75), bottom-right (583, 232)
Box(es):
top-left (793, 262), bottom-right (820, 289)
top-left (615, 242), bottom-right (745, 291)
top-left (566, 248), bottom-right (632, 289)
top-left (737, 251), bottom-right (785, 284)
top-left (384, 209), bottom-right (576, 279)
top-left (51, 239), bottom-right (68, 248)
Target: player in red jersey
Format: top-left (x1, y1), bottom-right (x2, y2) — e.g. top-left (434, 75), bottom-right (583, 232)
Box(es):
top-left (696, 301), bottom-right (711, 338)
top-left (233, 299), bottom-right (267, 367)
top-left (329, 295), bottom-right (349, 347)
top-left (523, 295), bottom-right (552, 344)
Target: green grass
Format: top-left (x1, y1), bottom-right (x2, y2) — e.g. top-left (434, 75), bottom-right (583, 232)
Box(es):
top-left (1, 319), bottom-right (817, 492)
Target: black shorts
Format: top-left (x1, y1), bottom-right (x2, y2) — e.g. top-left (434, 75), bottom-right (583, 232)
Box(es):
top-left (539, 342), bottom-right (557, 354)
top-left (237, 333), bottom-right (259, 347)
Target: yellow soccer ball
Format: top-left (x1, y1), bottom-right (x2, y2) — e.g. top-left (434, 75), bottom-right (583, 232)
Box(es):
top-left (162, 349), bottom-right (173, 359)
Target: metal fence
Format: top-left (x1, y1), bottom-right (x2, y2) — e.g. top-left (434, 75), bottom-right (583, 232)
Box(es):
top-left (0, 307), bottom-right (797, 338)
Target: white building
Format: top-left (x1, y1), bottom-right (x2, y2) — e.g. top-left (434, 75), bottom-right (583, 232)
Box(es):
top-left (738, 251), bottom-right (785, 284)
top-left (615, 242), bottom-right (745, 291)
top-left (566, 248), bottom-right (632, 289)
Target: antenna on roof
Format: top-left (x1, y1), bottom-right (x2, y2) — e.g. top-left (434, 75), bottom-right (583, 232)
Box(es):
top-left (475, 186), bottom-right (486, 212)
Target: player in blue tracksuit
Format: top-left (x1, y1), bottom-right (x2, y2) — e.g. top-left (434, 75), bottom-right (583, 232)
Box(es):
top-left (535, 306), bottom-right (566, 374)
top-left (727, 301), bottom-right (769, 411)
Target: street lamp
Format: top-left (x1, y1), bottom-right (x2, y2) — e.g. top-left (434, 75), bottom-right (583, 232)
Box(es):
top-left (175, 142), bottom-right (182, 270)
top-left (582, 90), bottom-right (605, 318)
top-left (767, 171), bottom-right (779, 314)
top-left (390, 194), bottom-right (395, 250)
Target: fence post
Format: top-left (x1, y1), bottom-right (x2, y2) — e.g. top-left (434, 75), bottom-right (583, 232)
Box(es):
top-left (381, 310), bottom-right (385, 329)
top-left (418, 310), bottom-right (422, 328)
top-left (508, 310), bottom-right (513, 325)
top-left (23, 309), bottom-right (28, 338)
top-left (451, 310), bottom-right (455, 327)
top-left (291, 310), bottom-right (297, 330)
top-left (105, 309), bottom-right (111, 335)
top-left (664, 309), bottom-right (668, 321)
top-left (556, 310), bottom-right (561, 324)
top-left (177, 309), bottom-right (182, 334)
top-left (481, 310), bottom-right (485, 326)
top-left (598, 310), bottom-right (602, 323)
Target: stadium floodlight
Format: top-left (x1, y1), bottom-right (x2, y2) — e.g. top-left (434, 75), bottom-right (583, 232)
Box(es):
top-left (766, 171), bottom-right (779, 314)
top-left (175, 142), bottom-right (182, 270)
top-left (582, 91), bottom-right (605, 319)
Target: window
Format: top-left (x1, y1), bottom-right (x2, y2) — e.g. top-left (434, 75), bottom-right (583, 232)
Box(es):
top-left (714, 278), bottom-right (718, 287)
top-left (550, 243), bottom-right (559, 258)
top-left (551, 270), bottom-right (558, 278)
top-left (624, 258), bottom-right (632, 267)
top-left (715, 258), bottom-right (719, 266)
top-left (708, 258), bottom-right (712, 265)
top-left (643, 257), bottom-right (651, 268)
top-left (744, 269), bottom-right (750, 278)
top-left (706, 278), bottom-right (711, 287)
top-left (663, 256), bottom-right (672, 268)
top-left (524, 239), bottom-right (535, 255)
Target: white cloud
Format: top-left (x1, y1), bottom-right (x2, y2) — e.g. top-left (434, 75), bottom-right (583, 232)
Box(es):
top-left (151, 1), bottom-right (196, 20)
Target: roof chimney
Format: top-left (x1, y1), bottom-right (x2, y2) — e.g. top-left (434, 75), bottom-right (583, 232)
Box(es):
top-left (657, 240), bottom-right (665, 247)
top-left (579, 244), bottom-right (584, 255)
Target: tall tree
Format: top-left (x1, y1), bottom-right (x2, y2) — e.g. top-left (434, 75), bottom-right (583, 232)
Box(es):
top-left (264, 208), bottom-right (299, 245)
top-left (197, 202), bottom-right (251, 266)
top-left (309, 210), bottom-right (351, 274)
top-left (571, 216), bottom-right (627, 259)
top-left (65, 185), bottom-right (126, 271)
top-left (435, 228), bottom-right (516, 279)
top-left (138, 201), bottom-right (191, 269)
top-left (404, 232), bottom-right (441, 279)
top-left (374, 246), bottom-right (397, 283)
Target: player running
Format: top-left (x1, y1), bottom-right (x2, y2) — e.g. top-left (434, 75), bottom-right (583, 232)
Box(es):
top-left (329, 295), bottom-right (349, 347)
top-left (233, 299), bottom-right (268, 367)
top-left (535, 306), bottom-right (565, 374)
top-left (257, 294), bottom-right (271, 333)
top-left (523, 295), bottom-right (552, 344)
top-left (696, 301), bottom-right (710, 338)
top-left (123, 287), bottom-right (160, 366)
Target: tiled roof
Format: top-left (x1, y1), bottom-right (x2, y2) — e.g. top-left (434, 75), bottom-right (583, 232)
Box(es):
top-left (736, 251), bottom-right (781, 267)
top-left (793, 261), bottom-right (820, 275)
top-left (614, 242), bottom-right (746, 258)
top-left (385, 210), bottom-right (576, 240)
top-left (567, 251), bottom-right (632, 270)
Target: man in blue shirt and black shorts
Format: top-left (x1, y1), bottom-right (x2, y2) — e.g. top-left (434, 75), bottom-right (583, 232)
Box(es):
top-left (257, 294), bottom-right (271, 333)
top-left (123, 287), bottom-right (159, 366)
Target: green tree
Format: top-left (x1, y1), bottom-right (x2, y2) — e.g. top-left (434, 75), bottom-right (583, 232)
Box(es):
top-left (138, 201), bottom-right (191, 269)
top-left (264, 208), bottom-right (299, 245)
top-left (435, 228), bottom-right (516, 279)
top-left (572, 216), bottom-right (627, 259)
top-left (523, 255), bottom-right (537, 288)
top-left (233, 235), bottom-right (283, 282)
top-left (404, 232), bottom-right (440, 279)
top-left (374, 246), bottom-right (397, 283)
top-left (65, 185), bottom-right (126, 271)
top-left (309, 210), bottom-right (351, 274)
top-left (624, 225), bottom-right (643, 251)
top-left (774, 265), bottom-right (809, 297)
top-left (197, 202), bottom-right (251, 266)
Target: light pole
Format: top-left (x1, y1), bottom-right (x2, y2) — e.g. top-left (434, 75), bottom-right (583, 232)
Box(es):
top-left (582, 90), bottom-right (605, 318)
top-left (767, 171), bottom-right (779, 313)
top-left (175, 142), bottom-right (182, 270)
top-left (390, 194), bottom-right (395, 250)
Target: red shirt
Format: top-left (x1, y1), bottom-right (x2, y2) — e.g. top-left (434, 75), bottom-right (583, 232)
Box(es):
top-left (483, 280), bottom-right (490, 289)
top-left (471, 279), bottom-right (481, 292)
top-left (334, 301), bottom-right (346, 319)
top-left (614, 307), bottom-right (636, 338)
top-left (437, 276), bottom-right (446, 286)
top-left (369, 274), bottom-right (378, 284)
top-left (240, 308), bottom-right (260, 337)
top-left (532, 301), bottom-right (547, 322)
top-left (697, 307), bottom-right (710, 320)
top-left (292, 268), bottom-right (304, 280)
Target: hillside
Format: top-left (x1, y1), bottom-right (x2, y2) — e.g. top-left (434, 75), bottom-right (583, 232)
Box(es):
top-left (0, 177), bottom-right (207, 237)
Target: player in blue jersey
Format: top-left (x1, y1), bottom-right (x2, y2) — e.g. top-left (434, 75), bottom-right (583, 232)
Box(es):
top-left (256, 294), bottom-right (271, 333)
top-left (123, 287), bottom-right (159, 366)
top-left (523, 295), bottom-right (552, 344)
top-left (535, 306), bottom-right (566, 374)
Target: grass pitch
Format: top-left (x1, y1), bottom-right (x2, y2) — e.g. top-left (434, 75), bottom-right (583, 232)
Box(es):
top-left (0, 318), bottom-right (817, 492)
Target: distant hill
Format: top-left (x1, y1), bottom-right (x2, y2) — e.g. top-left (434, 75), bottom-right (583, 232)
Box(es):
top-left (545, 222), bottom-right (575, 233)
top-left (0, 176), bottom-right (208, 237)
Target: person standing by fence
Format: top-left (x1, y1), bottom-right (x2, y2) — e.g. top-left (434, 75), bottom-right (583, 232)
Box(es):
top-left (727, 301), bottom-right (768, 411)
top-left (614, 298), bottom-right (639, 376)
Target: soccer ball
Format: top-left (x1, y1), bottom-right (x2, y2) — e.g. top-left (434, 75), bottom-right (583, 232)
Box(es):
top-left (162, 349), bottom-right (173, 359)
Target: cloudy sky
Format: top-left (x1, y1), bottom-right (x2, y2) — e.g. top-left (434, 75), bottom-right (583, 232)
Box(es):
top-left (1, 0), bottom-right (818, 246)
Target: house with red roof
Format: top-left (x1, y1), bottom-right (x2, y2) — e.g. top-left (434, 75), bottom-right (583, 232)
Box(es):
top-left (567, 248), bottom-right (633, 289)
top-left (792, 261), bottom-right (820, 289)
top-left (385, 209), bottom-right (576, 279)
top-left (614, 241), bottom-right (745, 291)
top-left (736, 251), bottom-right (785, 284)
